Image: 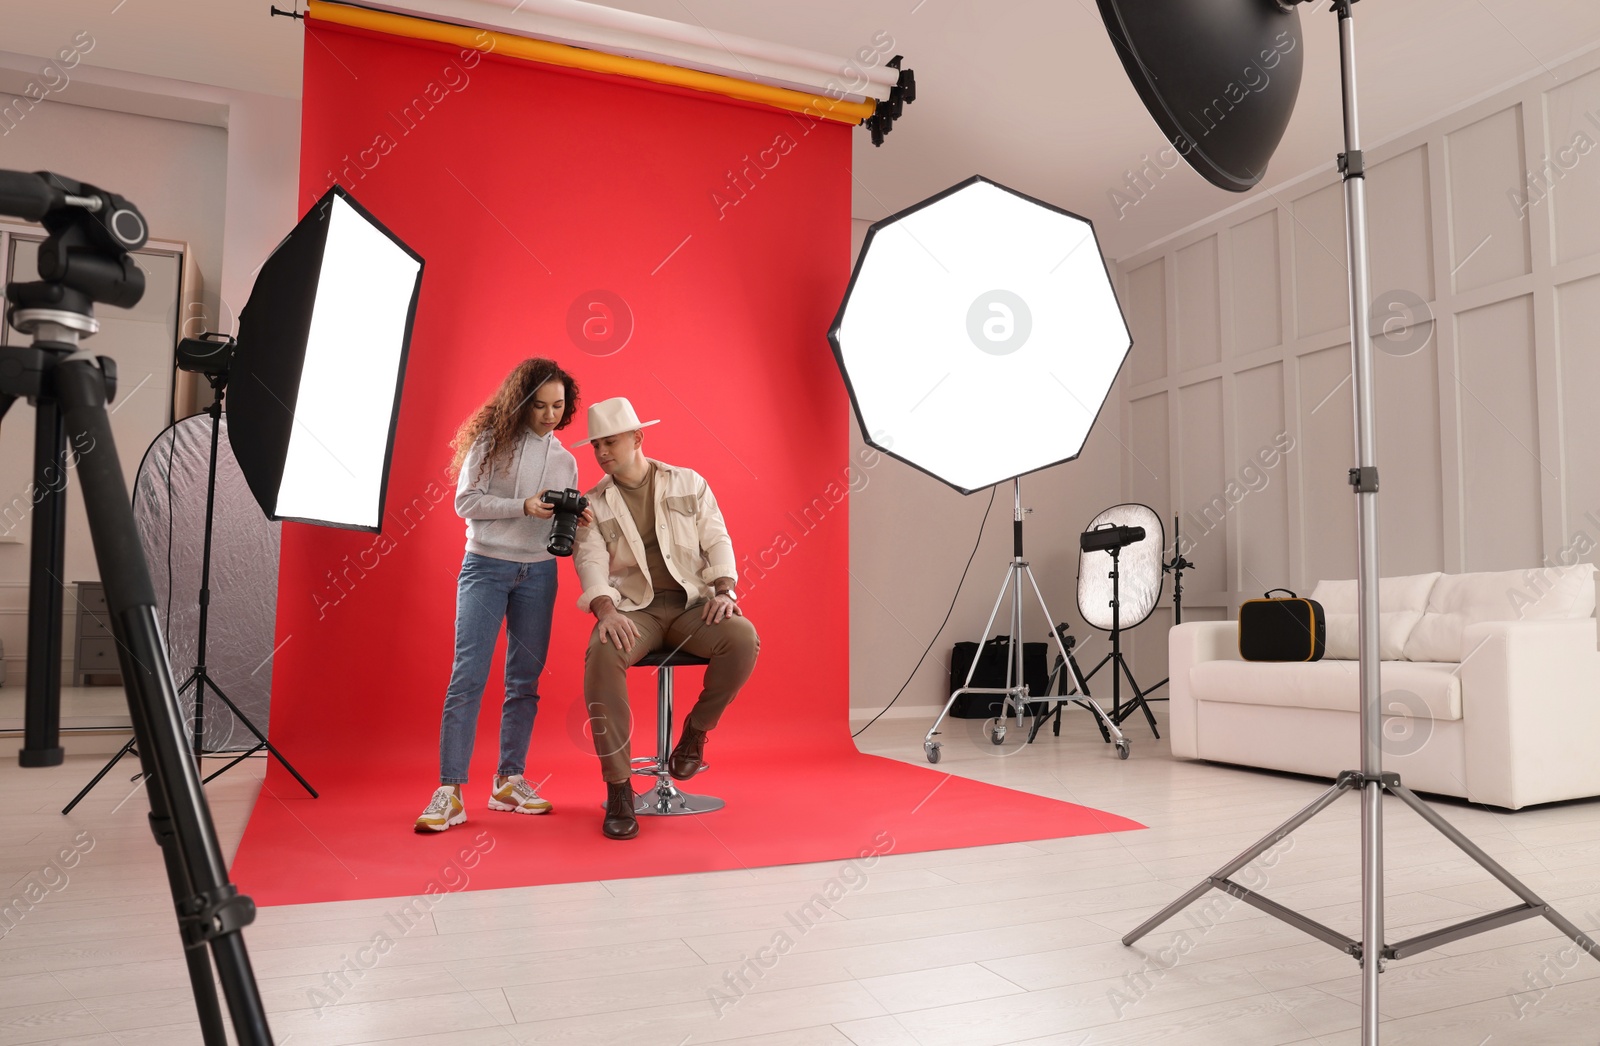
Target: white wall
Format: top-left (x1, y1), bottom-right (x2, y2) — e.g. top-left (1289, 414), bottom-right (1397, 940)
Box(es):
top-left (1111, 46), bottom-right (1600, 689)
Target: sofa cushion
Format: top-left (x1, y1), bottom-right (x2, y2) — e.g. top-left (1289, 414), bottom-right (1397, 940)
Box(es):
top-left (1403, 564), bottom-right (1597, 663)
top-left (1189, 658), bottom-right (1462, 721)
top-left (1309, 571), bottom-right (1441, 615)
top-left (1323, 610), bottom-right (1423, 660)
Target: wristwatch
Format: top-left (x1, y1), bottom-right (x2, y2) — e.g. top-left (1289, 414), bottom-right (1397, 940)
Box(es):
top-left (716, 588), bottom-right (738, 602)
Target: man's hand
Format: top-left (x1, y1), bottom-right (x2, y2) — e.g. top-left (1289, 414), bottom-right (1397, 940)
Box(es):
top-left (594, 601), bottom-right (641, 651)
top-left (524, 491), bottom-right (555, 519)
top-left (701, 592), bottom-right (742, 625)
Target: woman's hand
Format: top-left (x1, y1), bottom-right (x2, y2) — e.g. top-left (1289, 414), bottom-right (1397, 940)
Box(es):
top-left (577, 506), bottom-right (596, 528)
top-left (524, 492), bottom-right (555, 518)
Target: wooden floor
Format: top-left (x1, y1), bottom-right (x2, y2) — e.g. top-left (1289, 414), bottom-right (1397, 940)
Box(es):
top-left (5, 705), bottom-right (1600, 1045)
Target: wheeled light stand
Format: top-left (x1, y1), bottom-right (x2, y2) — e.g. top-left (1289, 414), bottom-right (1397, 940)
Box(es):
top-left (62, 374), bottom-right (316, 815)
top-left (3, 169), bottom-right (274, 1045)
top-left (1121, 7), bottom-right (1599, 1043)
top-left (924, 479), bottom-right (1129, 763)
top-left (1078, 542), bottom-right (1161, 738)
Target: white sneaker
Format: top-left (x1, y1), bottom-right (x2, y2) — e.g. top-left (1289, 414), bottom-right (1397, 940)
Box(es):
top-left (488, 774), bottom-right (553, 815)
top-left (414, 786), bottom-right (466, 832)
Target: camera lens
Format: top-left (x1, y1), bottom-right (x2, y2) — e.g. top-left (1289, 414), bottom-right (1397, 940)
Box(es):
top-left (543, 489), bottom-right (587, 557)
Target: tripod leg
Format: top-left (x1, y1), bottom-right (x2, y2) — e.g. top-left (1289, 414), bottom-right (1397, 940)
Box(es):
top-left (1024, 567), bottom-right (1125, 750)
top-left (1387, 782), bottom-right (1600, 960)
top-left (200, 683), bottom-right (317, 798)
top-left (925, 564), bottom-right (1016, 749)
top-left (21, 397), bottom-right (67, 766)
top-left (147, 805), bottom-right (228, 1043)
top-left (203, 745), bottom-right (263, 784)
top-left (1123, 773), bottom-right (1359, 946)
top-left (61, 737), bottom-right (137, 815)
top-left (1119, 656), bottom-right (1161, 739)
top-left (58, 356), bottom-right (273, 1044)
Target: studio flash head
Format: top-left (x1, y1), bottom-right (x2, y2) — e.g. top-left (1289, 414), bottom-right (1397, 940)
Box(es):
top-left (177, 332), bottom-right (238, 377)
top-left (1080, 522), bottom-right (1146, 553)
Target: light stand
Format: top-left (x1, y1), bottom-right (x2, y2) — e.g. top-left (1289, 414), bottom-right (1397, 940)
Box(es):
top-left (62, 370), bottom-right (317, 815)
top-left (1164, 515), bottom-right (1194, 625)
top-left (1077, 541), bottom-right (1161, 737)
top-left (1, 169), bottom-right (274, 1045)
top-left (923, 479), bottom-right (1130, 763)
top-left (1113, 5), bottom-right (1600, 1041)
top-left (1138, 515), bottom-right (1195, 698)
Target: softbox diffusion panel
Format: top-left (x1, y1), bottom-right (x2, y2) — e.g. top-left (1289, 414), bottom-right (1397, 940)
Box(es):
top-left (228, 186), bottom-right (423, 531)
top-left (133, 415), bottom-right (282, 751)
top-left (829, 177), bottom-right (1130, 494)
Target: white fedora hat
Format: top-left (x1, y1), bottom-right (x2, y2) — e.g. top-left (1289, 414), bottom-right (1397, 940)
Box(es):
top-left (572, 396), bottom-right (660, 446)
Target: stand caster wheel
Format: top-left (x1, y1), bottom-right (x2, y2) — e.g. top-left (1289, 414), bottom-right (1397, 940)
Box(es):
top-left (925, 742), bottom-right (942, 764)
top-left (1116, 739), bottom-right (1131, 760)
top-left (989, 722), bottom-right (1006, 746)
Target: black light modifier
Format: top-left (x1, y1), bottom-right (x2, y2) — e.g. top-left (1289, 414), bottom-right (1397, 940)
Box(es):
top-left (228, 185), bottom-right (423, 532)
top-left (1096, 0), bottom-right (1304, 192)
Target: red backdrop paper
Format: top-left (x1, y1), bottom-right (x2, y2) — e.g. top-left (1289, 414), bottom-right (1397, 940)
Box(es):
top-left (229, 21), bottom-right (1140, 906)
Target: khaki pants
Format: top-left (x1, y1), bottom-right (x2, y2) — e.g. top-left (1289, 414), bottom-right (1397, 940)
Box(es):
top-left (584, 592), bottom-right (759, 783)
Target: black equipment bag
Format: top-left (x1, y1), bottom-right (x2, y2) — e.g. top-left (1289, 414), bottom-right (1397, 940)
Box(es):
top-left (1239, 588), bottom-right (1326, 662)
top-left (948, 636), bottom-right (1050, 718)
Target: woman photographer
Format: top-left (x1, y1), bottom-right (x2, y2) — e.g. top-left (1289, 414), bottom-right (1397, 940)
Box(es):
top-left (415, 358), bottom-right (592, 832)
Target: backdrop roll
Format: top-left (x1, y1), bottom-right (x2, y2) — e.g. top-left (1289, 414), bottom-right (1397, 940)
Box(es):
top-left (230, 18), bottom-right (1140, 904)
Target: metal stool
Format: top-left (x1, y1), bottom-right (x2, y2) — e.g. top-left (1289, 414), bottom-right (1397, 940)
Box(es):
top-left (629, 649), bottom-right (724, 816)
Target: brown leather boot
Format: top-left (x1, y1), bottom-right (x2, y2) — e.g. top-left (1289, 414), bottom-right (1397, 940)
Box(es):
top-left (602, 781), bottom-right (638, 840)
top-left (669, 726), bottom-right (709, 781)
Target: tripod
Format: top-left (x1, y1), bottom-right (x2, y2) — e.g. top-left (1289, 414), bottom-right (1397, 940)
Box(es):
top-left (1125, 514), bottom-right (1194, 709)
top-left (924, 479), bottom-right (1128, 763)
top-left (1120, 6), bottom-right (1598, 1042)
top-left (3, 170), bottom-right (273, 1044)
top-left (1163, 515), bottom-right (1194, 627)
top-left (1078, 542), bottom-right (1161, 738)
top-left (63, 375), bottom-right (316, 814)
top-left (1016, 622), bottom-right (1112, 749)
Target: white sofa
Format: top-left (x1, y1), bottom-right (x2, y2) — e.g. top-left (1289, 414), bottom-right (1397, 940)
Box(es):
top-left (1168, 565), bottom-right (1600, 810)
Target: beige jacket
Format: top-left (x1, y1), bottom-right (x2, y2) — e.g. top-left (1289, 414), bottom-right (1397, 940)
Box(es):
top-left (574, 459), bottom-right (739, 613)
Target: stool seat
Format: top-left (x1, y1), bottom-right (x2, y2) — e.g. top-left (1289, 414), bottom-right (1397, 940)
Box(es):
top-left (627, 647), bottom-right (722, 816)
top-left (634, 649), bottom-right (710, 669)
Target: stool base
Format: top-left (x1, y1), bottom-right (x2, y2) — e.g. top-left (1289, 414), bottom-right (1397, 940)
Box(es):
top-left (634, 777), bottom-right (726, 816)
top-left (630, 757), bottom-right (724, 815)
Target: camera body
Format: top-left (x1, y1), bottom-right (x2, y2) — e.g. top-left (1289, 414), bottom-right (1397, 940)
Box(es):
top-left (542, 488), bottom-right (589, 557)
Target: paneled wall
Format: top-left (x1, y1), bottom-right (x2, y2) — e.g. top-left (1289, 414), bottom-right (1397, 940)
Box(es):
top-left (1117, 49), bottom-right (1600, 687)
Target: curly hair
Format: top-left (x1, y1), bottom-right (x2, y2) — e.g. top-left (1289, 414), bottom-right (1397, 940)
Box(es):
top-left (449, 358), bottom-right (580, 482)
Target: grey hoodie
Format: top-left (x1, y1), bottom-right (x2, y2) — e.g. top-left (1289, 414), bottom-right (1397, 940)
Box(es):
top-left (454, 428), bottom-right (580, 563)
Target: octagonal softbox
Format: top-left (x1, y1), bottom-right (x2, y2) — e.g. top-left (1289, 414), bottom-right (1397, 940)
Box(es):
top-left (1077, 503), bottom-right (1165, 631)
top-left (829, 176), bottom-right (1130, 494)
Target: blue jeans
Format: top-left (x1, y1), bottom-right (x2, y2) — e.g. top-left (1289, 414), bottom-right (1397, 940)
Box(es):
top-left (438, 553), bottom-right (557, 784)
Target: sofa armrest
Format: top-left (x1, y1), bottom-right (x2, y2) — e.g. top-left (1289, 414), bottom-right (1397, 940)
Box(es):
top-left (1168, 621), bottom-right (1240, 758)
top-left (1459, 618), bottom-right (1600, 809)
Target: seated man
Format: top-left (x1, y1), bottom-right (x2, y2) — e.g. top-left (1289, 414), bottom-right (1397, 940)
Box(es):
top-left (571, 397), bottom-right (759, 840)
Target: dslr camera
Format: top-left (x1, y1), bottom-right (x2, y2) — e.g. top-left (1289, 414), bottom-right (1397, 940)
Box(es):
top-left (541, 488), bottom-right (589, 557)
